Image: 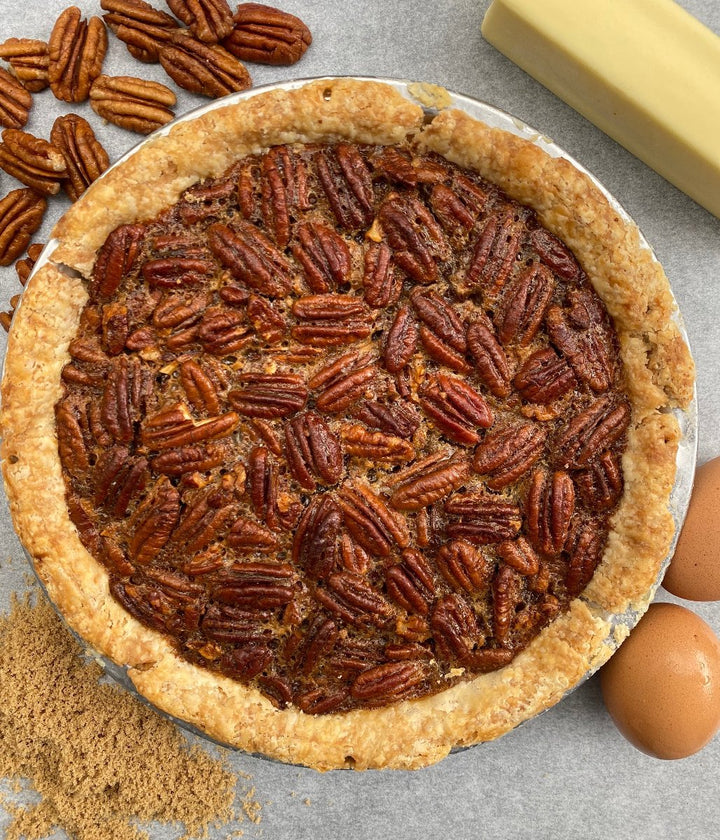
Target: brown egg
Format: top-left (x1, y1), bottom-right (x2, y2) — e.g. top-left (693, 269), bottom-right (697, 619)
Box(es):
top-left (664, 456), bottom-right (720, 600)
top-left (600, 602), bottom-right (720, 759)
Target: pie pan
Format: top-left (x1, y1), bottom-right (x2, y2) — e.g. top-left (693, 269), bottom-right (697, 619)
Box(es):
top-left (0, 77), bottom-right (697, 770)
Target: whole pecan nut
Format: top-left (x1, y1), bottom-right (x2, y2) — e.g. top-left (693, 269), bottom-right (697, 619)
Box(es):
top-left (50, 114), bottom-right (110, 201)
top-left (159, 31), bottom-right (251, 98)
top-left (89, 74), bottom-right (176, 134)
top-left (0, 128), bottom-right (68, 195)
top-left (0, 38), bottom-right (50, 92)
top-left (223, 3), bottom-right (312, 65)
top-left (101, 0), bottom-right (181, 63)
top-left (48, 7), bottom-right (108, 103)
top-left (0, 188), bottom-right (47, 266)
top-left (0, 66), bottom-right (33, 129)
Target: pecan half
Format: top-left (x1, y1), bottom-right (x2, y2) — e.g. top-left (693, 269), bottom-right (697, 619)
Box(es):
top-left (337, 483), bottom-right (410, 557)
top-left (128, 479), bottom-right (181, 564)
top-left (197, 307), bottom-right (252, 355)
top-left (444, 492), bottom-right (522, 544)
top-left (0, 188), bottom-right (46, 266)
top-left (350, 660), bottom-right (429, 706)
top-left (411, 287), bottom-right (469, 372)
top-left (246, 145), bottom-right (310, 245)
top-left (90, 223), bottom-right (145, 299)
top-left (385, 548), bottom-right (436, 615)
top-left (159, 31), bottom-right (251, 98)
top-left (353, 399), bottom-right (420, 439)
top-left (492, 564), bottom-right (522, 643)
top-left (90, 74), bottom-right (176, 134)
top-left (429, 175), bottom-right (487, 233)
top-left (0, 66), bottom-right (33, 129)
top-left (378, 192), bottom-right (449, 284)
top-left (363, 241), bottom-right (402, 309)
top-left (213, 562), bottom-right (295, 609)
top-left (226, 516), bottom-right (279, 552)
top-left (430, 592), bottom-right (485, 666)
top-left (285, 411), bottom-right (343, 490)
top-left (529, 227), bottom-right (581, 281)
top-left (310, 350), bottom-right (377, 413)
top-left (466, 314), bottom-right (512, 398)
top-left (291, 220), bottom-right (351, 293)
top-left (208, 220), bottom-right (294, 297)
top-left (93, 446), bottom-right (150, 516)
top-left (513, 347), bottom-right (576, 404)
top-left (565, 520), bottom-right (606, 596)
top-left (315, 143), bottom-right (374, 230)
top-left (228, 372), bottom-right (308, 419)
top-left (101, 0), bottom-right (180, 63)
top-left (575, 449), bottom-right (624, 511)
top-left (318, 571), bottom-right (395, 627)
top-left (0, 38), bottom-right (49, 92)
top-left (179, 358), bottom-right (221, 414)
top-left (167, 0), bottom-right (234, 42)
top-left (526, 468), bottom-right (575, 555)
top-left (418, 372), bottom-right (493, 445)
top-left (553, 396), bottom-right (631, 469)
top-left (151, 442), bottom-right (226, 475)
top-left (0, 128), bottom-right (67, 195)
top-left (292, 495), bottom-right (342, 579)
top-left (494, 262), bottom-right (554, 346)
top-left (48, 7), bottom-right (107, 103)
top-left (389, 451), bottom-right (470, 511)
top-left (246, 293), bottom-right (286, 343)
top-left (496, 536), bottom-right (541, 576)
top-left (223, 3), bottom-right (312, 65)
top-left (472, 422), bottom-right (547, 489)
top-left (465, 208), bottom-right (521, 296)
top-left (435, 539), bottom-right (492, 594)
top-left (291, 294), bottom-right (373, 347)
top-left (50, 114), bottom-right (109, 201)
top-left (545, 287), bottom-right (617, 392)
top-left (141, 402), bottom-right (239, 449)
top-left (384, 305), bottom-right (418, 373)
top-left (340, 424), bottom-right (414, 464)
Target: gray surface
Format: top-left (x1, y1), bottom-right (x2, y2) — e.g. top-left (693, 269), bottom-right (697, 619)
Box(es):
top-left (0, 1), bottom-right (719, 839)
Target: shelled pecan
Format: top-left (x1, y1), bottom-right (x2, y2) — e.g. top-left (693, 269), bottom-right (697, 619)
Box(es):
top-left (89, 74), bottom-right (176, 134)
top-left (101, 0), bottom-right (181, 63)
top-left (0, 67), bottom-right (33, 129)
top-left (0, 128), bottom-right (67, 195)
top-left (48, 7), bottom-right (107, 103)
top-left (50, 114), bottom-right (110, 201)
top-left (0, 188), bottom-right (46, 267)
top-left (0, 38), bottom-right (49, 92)
top-left (223, 2), bottom-right (312, 65)
top-left (158, 31), bottom-right (251, 97)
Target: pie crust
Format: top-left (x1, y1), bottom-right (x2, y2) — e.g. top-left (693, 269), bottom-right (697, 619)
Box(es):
top-left (0, 79), bottom-right (694, 770)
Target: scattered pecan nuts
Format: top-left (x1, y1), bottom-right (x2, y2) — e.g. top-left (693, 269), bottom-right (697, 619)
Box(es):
top-left (50, 114), bottom-right (110, 201)
top-left (0, 38), bottom-right (50, 92)
top-left (48, 6), bottom-right (107, 103)
top-left (0, 188), bottom-right (47, 267)
top-left (223, 3), bottom-right (312, 65)
top-left (90, 74), bottom-right (176, 134)
top-left (159, 30), bottom-right (251, 98)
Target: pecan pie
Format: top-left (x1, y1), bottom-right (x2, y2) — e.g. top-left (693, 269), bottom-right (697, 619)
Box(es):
top-left (0, 79), bottom-right (694, 770)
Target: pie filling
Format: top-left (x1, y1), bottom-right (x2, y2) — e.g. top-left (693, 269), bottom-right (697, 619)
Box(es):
top-left (55, 140), bottom-right (630, 714)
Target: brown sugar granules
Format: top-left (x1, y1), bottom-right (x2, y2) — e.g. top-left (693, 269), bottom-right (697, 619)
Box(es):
top-left (0, 591), bottom-right (251, 840)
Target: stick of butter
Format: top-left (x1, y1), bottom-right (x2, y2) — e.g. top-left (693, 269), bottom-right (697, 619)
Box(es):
top-left (482, 0), bottom-right (720, 219)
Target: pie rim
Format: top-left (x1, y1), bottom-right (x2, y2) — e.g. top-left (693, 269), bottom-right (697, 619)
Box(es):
top-left (0, 78), bottom-right (694, 771)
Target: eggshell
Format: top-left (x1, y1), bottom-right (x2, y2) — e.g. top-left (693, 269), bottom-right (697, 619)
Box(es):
top-left (600, 602), bottom-right (720, 759)
top-left (664, 456), bottom-right (720, 600)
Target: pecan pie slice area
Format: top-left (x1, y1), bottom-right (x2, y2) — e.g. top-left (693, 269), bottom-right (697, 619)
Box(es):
top-left (0, 79), bottom-right (693, 771)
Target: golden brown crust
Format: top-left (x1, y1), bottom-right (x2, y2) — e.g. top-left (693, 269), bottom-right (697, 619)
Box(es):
top-left (0, 79), bottom-right (694, 770)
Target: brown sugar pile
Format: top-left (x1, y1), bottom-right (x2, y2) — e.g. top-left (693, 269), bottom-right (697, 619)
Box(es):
top-left (0, 591), bottom-right (255, 840)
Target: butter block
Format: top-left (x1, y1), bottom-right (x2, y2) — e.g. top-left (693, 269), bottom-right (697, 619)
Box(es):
top-left (482, 0), bottom-right (720, 218)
